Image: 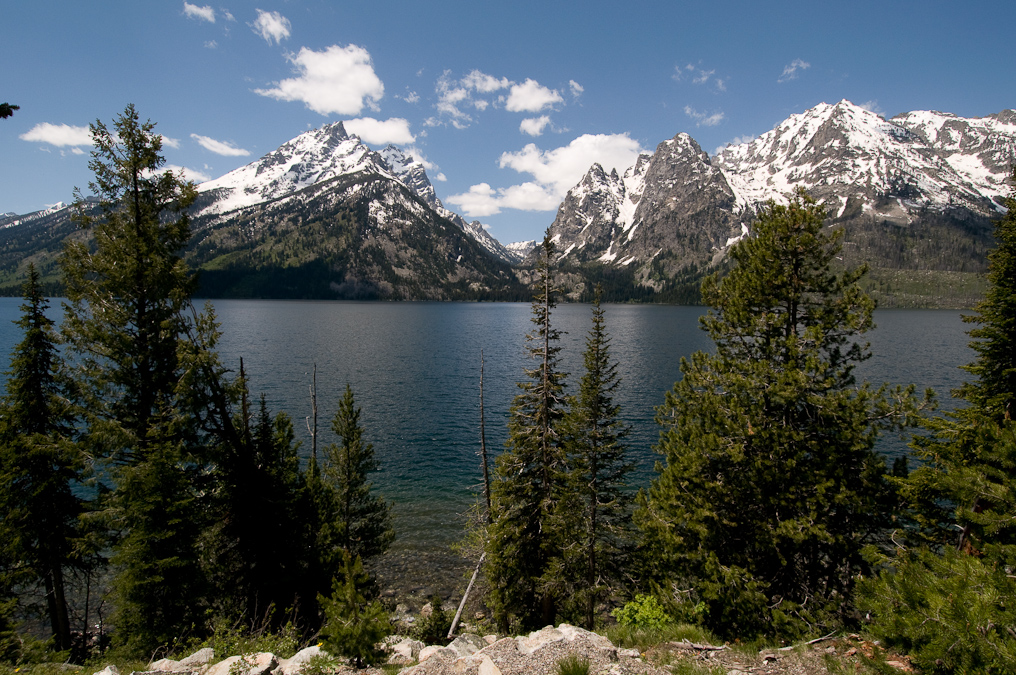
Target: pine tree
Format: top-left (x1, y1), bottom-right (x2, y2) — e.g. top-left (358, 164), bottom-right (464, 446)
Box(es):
top-left (317, 385), bottom-right (393, 578)
top-left (0, 265), bottom-right (81, 652)
top-left (204, 362), bottom-right (307, 626)
top-left (60, 104), bottom-right (208, 654)
top-left (318, 552), bottom-right (391, 668)
top-left (636, 189), bottom-right (924, 639)
top-left (858, 169), bottom-right (1016, 673)
top-left (554, 286), bottom-right (634, 629)
top-left (485, 234), bottom-right (569, 631)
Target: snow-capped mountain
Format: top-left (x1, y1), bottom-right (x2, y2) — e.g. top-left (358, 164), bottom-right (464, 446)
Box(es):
top-left (0, 201), bottom-right (72, 230)
top-left (549, 100), bottom-right (1016, 289)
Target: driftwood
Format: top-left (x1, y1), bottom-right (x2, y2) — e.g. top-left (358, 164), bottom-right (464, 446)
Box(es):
top-left (671, 640), bottom-right (727, 651)
top-left (777, 631), bottom-right (838, 651)
top-left (447, 552), bottom-right (485, 638)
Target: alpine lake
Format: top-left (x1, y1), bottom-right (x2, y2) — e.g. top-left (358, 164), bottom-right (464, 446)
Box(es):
top-left (0, 299), bottom-right (974, 600)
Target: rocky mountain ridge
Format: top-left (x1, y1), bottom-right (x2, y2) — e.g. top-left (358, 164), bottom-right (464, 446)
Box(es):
top-left (547, 100), bottom-right (1015, 301)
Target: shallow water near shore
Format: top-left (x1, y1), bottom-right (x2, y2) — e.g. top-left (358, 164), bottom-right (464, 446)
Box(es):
top-left (0, 299), bottom-right (974, 599)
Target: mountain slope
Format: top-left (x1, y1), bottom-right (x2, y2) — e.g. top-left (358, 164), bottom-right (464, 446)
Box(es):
top-left (548, 100), bottom-right (1015, 304)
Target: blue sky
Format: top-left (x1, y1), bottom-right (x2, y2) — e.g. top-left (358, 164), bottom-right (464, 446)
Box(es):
top-left (2, 0), bottom-right (1014, 245)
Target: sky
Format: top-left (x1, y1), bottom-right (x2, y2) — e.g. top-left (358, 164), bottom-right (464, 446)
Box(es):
top-left (2, 0), bottom-right (1014, 245)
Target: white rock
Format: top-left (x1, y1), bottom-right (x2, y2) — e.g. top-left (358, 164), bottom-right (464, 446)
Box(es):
top-left (273, 646), bottom-right (323, 675)
top-left (179, 648), bottom-right (215, 667)
top-left (149, 660), bottom-right (180, 672)
top-left (417, 645), bottom-right (457, 663)
top-left (204, 653), bottom-right (277, 675)
top-left (93, 666), bottom-right (119, 675)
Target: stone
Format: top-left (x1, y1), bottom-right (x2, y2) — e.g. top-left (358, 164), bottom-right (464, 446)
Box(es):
top-left (273, 646), bottom-right (324, 675)
top-left (179, 649), bottom-right (215, 668)
top-left (417, 645), bottom-right (457, 663)
top-left (93, 667), bottom-right (119, 675)
top-left (149, 661), bottom-right (180, 672)
top-left (204, 653), bottom-right (277, 675)
top-left (420, 602), bottom-right (434, 618)
top-left (387, 637), bottom-right (425, 664)
top-left (447, 634), bottom-right (485, 658)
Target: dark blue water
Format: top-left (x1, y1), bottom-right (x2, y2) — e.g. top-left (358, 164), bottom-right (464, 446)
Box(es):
top-left (0, 300), bottom-right (974, 559)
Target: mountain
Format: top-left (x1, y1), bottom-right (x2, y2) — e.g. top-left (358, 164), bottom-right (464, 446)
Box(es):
top-left (548, 100), bottom-right (1016, 305)
top-left (0, 123), bottom-right (526, 300)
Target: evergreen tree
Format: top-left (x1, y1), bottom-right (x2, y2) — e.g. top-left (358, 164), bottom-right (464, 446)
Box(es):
top-left (858, 169), bottom-right (1016, 673)
top-left (636, 189), bottom-right (924, 639)
top-left (485, 234), bottom-right (569, 631)
top-left (60, 104), bottom-right (208, 654)
top-left (554, 286), bottom-right (634, 629)
top-left (318, 552), bottom-right (391, 668)
top-left (204, 362), bottom-right (307, 626)
top-left (0, 265), bottom-right (81, 651)
top-left (317, 385), bottom-right (393, 578)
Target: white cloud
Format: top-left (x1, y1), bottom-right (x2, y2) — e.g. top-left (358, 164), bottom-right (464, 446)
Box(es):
top-left (183, 2), bottom-right (215, 22)
top-left (446, 183), bottom-right (502, 217)
top-left (205, 40), bottom-right (218, 49)
top-left (190, 133), bottom-right (251, 156)
top-left (569, 80), bottom-right (584, 97)
top-left (400, 90), bottom-right (420, 104)
top-left (448, 133), bottom-right (644, 218)
top-left (222, 10), bottom-right (235, 21)
top-left (163, 164), bottom-right (212, 182)
top-left (715, 78), bottom-right (727, 92)
top-left (161, 136), bottom-right (181, 149)
top-left (778, 58), bottom-right (810, 83)
top-left (692, 69), bottom-right (715, 85)
top-left (520, 116), bottom-right (551, 137)
top-left (251, 9), bottom-right (291, 45)
top-left (684, 106), bottom-right (725, 127)
top-left (19, 123), bottom-right (92, 147)
top-left (505, 79), bottom-right (563, 113)
top-left (462, 70), bottom-right (510, 93)
top-left (673, 62), bottom-right (727, 92)
top-left (255, 44), bottom-right (384, 116)
top-left (344, 117), bottom-right (415, 145)
top-left (858, 100), bottom-right (884, 115)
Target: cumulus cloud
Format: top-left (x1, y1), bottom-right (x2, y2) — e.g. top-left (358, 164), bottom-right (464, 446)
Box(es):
top-left (251, 9), bottom-right (291, 45)
top-left (778, 58), bottom-right (810, 83)
top-left (190, 133), bottom-right (251, 156)
top-left (163, 164), bottom-right (212, 182)
top-left (447, 133), bottom-right (644, 217)
top-left (344, 117), bottom-right (415, 145)
top-left (569, 80), bottom-right (584, 97)
top-left (684, 106), bottom-right (725, 127)
top-left (505, 79), bottom-right (563, 113)
top-left (19, 123), bottom-right (92, 147)
top-left (430, 70), bottom-right (508, 128)
top-left (400, 90), bottom-right (420, 104)
top-left (520, 116), bottom-right (551, 137)
top-left (462, 70), bottom-right (510, 93)
top-left (183, 2), bottom-right (215, 22)
top-left (161, 136), bottom-right (182, 149)
top-left (256, 44), bottom-right (384, 115)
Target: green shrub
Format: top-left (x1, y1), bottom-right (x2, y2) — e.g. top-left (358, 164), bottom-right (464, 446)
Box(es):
top-left (611, 594), bottom-right (672, 629)
top-left (318, 553), bottom-right (392, 668)
top-left (411, 595), bottom-right (451, 646)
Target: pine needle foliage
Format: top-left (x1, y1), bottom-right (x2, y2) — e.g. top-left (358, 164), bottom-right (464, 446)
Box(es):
top-left (486, 234), bottom-right (569, 632)
top-left (552, 286), bottom-right (634, 629)
top-left (0, 265), bottom-right (82, 652)
top-left (318, 552), bottom-right (391, 668)
top-left (858, 169), bottom-right (1016, 673)
top-left (637, 189), bottom-right (925, 640)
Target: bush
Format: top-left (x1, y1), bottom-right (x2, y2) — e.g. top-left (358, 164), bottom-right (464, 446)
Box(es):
top-left (556, 653), bottom-right (590, 675)
top-left (412, 595), bottom-right (451, 646)
top-left (611, 594), bottom-right (672, 629)
top-left (318, 553), bottom-right (392, 668)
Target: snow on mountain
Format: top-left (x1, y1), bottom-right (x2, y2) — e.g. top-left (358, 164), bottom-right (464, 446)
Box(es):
top-left (197, 122), bottom-right (392, 216)
top-left (713, 100), bottom-right (1016, 219)
top-left (1, 201), bottom-right (72, 229)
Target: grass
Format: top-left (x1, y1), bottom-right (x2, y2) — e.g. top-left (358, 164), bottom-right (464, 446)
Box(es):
top-left (556, 653), bottom-right (590, 675)
top-left (602, 622), bottom-right (718, 652)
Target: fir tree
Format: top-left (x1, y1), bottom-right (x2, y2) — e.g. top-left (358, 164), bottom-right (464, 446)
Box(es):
top-left (858, 169), bottom-right (1016, 673)
top-left (0, 265), bottom-right (81, 652)
top-left (317, 385), bottom-right (393, 578)
top-left (204, 363), bottom-right (307, 626)
top-left (318, 552), bottom-right (391, 668)
top-left (486, 234), bottom-right (568, 631)
top-left (636, 189), bottom-right (924, 639)
top-left (555, 286), bottom-right (634, 629)
top-left (60, 104), bottom-right (208, 654)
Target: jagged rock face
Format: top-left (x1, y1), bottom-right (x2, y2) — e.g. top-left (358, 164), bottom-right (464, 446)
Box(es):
top-left (549, 100), bottom-right (1016, 288)
top-left (548, 134), bottom-right (739, 276)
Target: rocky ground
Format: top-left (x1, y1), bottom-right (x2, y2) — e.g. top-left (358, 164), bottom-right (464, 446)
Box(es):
top-left (95, 625), bottom-right (914, 675)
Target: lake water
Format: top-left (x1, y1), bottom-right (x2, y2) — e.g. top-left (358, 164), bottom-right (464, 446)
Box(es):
top-left (0, 299), bottom-right (974, 594)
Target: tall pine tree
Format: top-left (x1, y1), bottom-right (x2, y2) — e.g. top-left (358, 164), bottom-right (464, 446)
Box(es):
top-left (554, 286), bottom-right (634, 629)
top-left (485, 234), bottom-right (569, 631)
top-left (0, 265), bottom-right (81, 652)
top-left (637, 189), bottom-right (924, 639)
top-left (60, 104), bottom-right (208, 654)
top-left (858, 168), bottom-right (1016, 673)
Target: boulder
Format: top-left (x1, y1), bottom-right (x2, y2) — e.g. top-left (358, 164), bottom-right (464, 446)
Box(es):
top-left (387, 637), bottom-right (425, 664)
top-left (93, 666), bottom-right (119, 675)
top-left (273, 646), bottom-right (324, 675)
top-left (204, 653), bottom-right (277, 675)
top-left (179, 649), bottom-right (215, 668)
top-left (447, 634), bottom-right (485, 658)
top-left (148, 661), bottom-right (181, 672)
